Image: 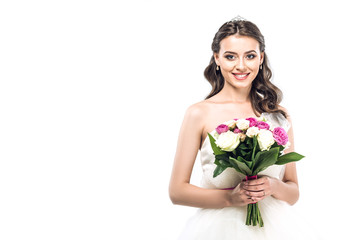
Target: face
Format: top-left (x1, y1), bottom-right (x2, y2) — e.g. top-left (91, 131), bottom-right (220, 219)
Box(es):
top-left (214, 35), bottom-right (264, 90)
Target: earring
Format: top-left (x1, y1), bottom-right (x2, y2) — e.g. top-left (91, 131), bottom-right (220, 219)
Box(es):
top-left (216, 65), bottom-right (219, 71)
top-left (260, 64), bottom-right (263, 70)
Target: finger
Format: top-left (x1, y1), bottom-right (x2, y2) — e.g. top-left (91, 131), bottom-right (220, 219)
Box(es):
top-left (243, 184), bottom-right (264, 192)
top-left (244, 179), bottom-right (265, 186)
top-left (245, 190), bottom-right (266, 197)
top-left (249, 197), bottom-right (260, 204)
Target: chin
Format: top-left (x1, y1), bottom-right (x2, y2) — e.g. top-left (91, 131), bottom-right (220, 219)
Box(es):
top-left (229, 79), bottom-right (253, 89)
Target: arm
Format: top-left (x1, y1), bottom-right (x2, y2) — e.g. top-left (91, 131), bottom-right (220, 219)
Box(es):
top-left (271, 112), bottom-right (299, 205)
top-left (169, 104), bottom-right (230, 208)
top-left (168, 104), bottom-right (254, 208)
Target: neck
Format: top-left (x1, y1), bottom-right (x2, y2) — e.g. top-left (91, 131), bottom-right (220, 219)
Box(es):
top-left (216, 84), bottom-right (252, 103)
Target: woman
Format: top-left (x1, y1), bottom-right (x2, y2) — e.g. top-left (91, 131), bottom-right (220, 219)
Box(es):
top-left (169, 17), bottom-right (317, 239)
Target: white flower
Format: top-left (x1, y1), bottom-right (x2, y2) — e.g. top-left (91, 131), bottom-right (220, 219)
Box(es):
top-left (257, 129), bottom-right (275, 151)
top-left (225, 119), bottom-right (237, 129)
top-left (257, 116), bottom-right (267, 122)
top-left (239, 132), bottom-right (246, 142)
top-left (215, 131), bottom-right (240, 152)
top-left (236, 119), bottom-right (250, 131)
top-left (246, 126), bottom-right (260, 138)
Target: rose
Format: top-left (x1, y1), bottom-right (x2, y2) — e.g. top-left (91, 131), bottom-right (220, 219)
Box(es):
top-left (273, 127), bottom-right (289, 145)
top-left (246, 126), bottom-right (260, 138)
top-left (225, 119), bottom-right (237, 129)
top-left (257, 129), bottom-right (275, 151)
top-left (236, 119), bottom-right (250, 131)
top-left (239, 132), bottom-right (246, 142)
top-left (216, 124), bottom-right (229, 134)
top-left (246, 117), bottom-right (258, 127)
top-left (257, 121), bottom-right (270, 130)
top-left (215, 131), bottom-right (240, 152)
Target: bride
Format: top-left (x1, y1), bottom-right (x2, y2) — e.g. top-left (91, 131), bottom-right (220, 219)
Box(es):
top-left (169, 17), bottom-right (318, 239)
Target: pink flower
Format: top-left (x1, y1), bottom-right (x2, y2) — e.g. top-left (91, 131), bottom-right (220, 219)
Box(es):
top-left (246, 117), bottom-right (258, 127)
top-left (233, 128), bottom-right (242, 134)
top-left (257, 121), bottom-right (270, 130)
top-left (273, 127), bottom-right (288, 145)
top-left (216, 124), bottom-right (229, 134)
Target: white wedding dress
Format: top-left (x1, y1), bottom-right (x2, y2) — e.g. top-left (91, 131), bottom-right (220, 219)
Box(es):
top-left (178, 112), bottom-right (318, 240)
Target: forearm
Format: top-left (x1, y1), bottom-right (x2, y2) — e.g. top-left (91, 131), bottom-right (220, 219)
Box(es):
top-left (272, 178), bottom-right (299, 205)
top-left (169, 183), bottom-right (231, 209)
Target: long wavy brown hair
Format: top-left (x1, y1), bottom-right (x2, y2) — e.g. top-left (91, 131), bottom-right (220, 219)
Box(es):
top-left (204, 20), bottom-right (287, 118)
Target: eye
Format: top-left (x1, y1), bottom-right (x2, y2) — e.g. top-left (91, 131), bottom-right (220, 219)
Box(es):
top-left (225, 55), bottom-right (236, 60)
top-left (246, 54), bottom-right (257, 59)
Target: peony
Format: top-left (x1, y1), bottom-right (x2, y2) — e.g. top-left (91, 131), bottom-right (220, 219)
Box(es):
top-left (215, 131), bottom-right (240, 152)
top-left (246, 117), bottom-right (258, 127)
top-left (246, 126), bottom-right (260, 138)
top-left (257, 129), bottom-right (275, 151)
top-left (257, 121), bottom-right (270, 130)
top-left (233, 128), bottom-right (242, 134)
top-left (216, 124), bottom-right (229, 134)
top-left (236, 119), bottom-right (250, 131)
top-left (273, 127), bottom-right (289, 145)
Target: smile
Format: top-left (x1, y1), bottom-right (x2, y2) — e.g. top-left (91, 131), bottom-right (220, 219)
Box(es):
top-left (232, 73), bottom-right (250, 80)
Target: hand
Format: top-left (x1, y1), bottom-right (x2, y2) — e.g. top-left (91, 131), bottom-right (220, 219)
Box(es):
top-left (242, 176), bottom-right (278, 203)
top-left (228, 181), bottom-right (259, 207)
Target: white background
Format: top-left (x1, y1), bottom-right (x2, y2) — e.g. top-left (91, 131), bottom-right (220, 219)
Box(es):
top-left (1, 0), bottom-right (359, 239)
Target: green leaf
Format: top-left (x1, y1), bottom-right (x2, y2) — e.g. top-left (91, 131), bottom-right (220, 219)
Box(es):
top-left (276, 152), bottom-right (304, 165)
top-left (239, 143), bottom-right (248, 150)
top-left (237, 155), bottom-right (253, 169)
top-left (245, 137), bottom-right (253, 148)
top-left (252, 147), bottom-right (280, 175)
top-left (229, 157), bottom-right (252, 175)
top-left (236, 155), bottom-right (246, 163)
top-left (207, 133), bottom-right (226, 155)
top-left (213, 165), bottom-right (228, 178)
top-left (251, 137), bottom-right (258, 161)
top-left (272, 142), bottom-right (285, 156)
top-left (215, 154), bottom-right (230, 162)
top-left (240, 149), bottom-right (248, 156)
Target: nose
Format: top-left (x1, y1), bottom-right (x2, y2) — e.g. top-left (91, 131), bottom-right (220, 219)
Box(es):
top-left (236, 59), bottom-right (246, 71)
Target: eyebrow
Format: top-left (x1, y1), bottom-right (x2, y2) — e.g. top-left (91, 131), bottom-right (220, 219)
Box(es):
top-left (223, 50), bottom-right (257, 55)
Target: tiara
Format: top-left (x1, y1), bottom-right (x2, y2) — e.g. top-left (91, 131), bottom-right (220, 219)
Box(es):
top-left (230, 15), bottom-right (246, 22)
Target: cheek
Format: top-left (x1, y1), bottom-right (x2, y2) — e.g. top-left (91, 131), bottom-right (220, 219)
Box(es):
top-left (248, 61), bottom-right (260, 71)
top-left (221, 61), bottom-right (236, 71)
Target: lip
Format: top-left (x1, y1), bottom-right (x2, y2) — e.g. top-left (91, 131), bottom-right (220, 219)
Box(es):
top-left (232, 73), bottom-right (250, 81)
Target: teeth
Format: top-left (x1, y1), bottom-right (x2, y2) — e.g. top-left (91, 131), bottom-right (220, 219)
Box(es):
top-left (235, 74), bottom-right (247, 77)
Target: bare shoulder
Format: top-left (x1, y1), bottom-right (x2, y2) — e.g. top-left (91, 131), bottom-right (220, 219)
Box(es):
top-left (180, 100), bottom-right (211, 138)
top-left (184, 100), bottom-right (210, 121)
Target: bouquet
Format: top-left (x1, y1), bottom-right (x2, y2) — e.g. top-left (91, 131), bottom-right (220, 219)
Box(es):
top-left (207, 115), bottom-right (304, 227)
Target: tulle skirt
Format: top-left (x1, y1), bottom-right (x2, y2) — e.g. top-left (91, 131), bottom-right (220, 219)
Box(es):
top-left (178, 196), bottom-right (318, 240)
